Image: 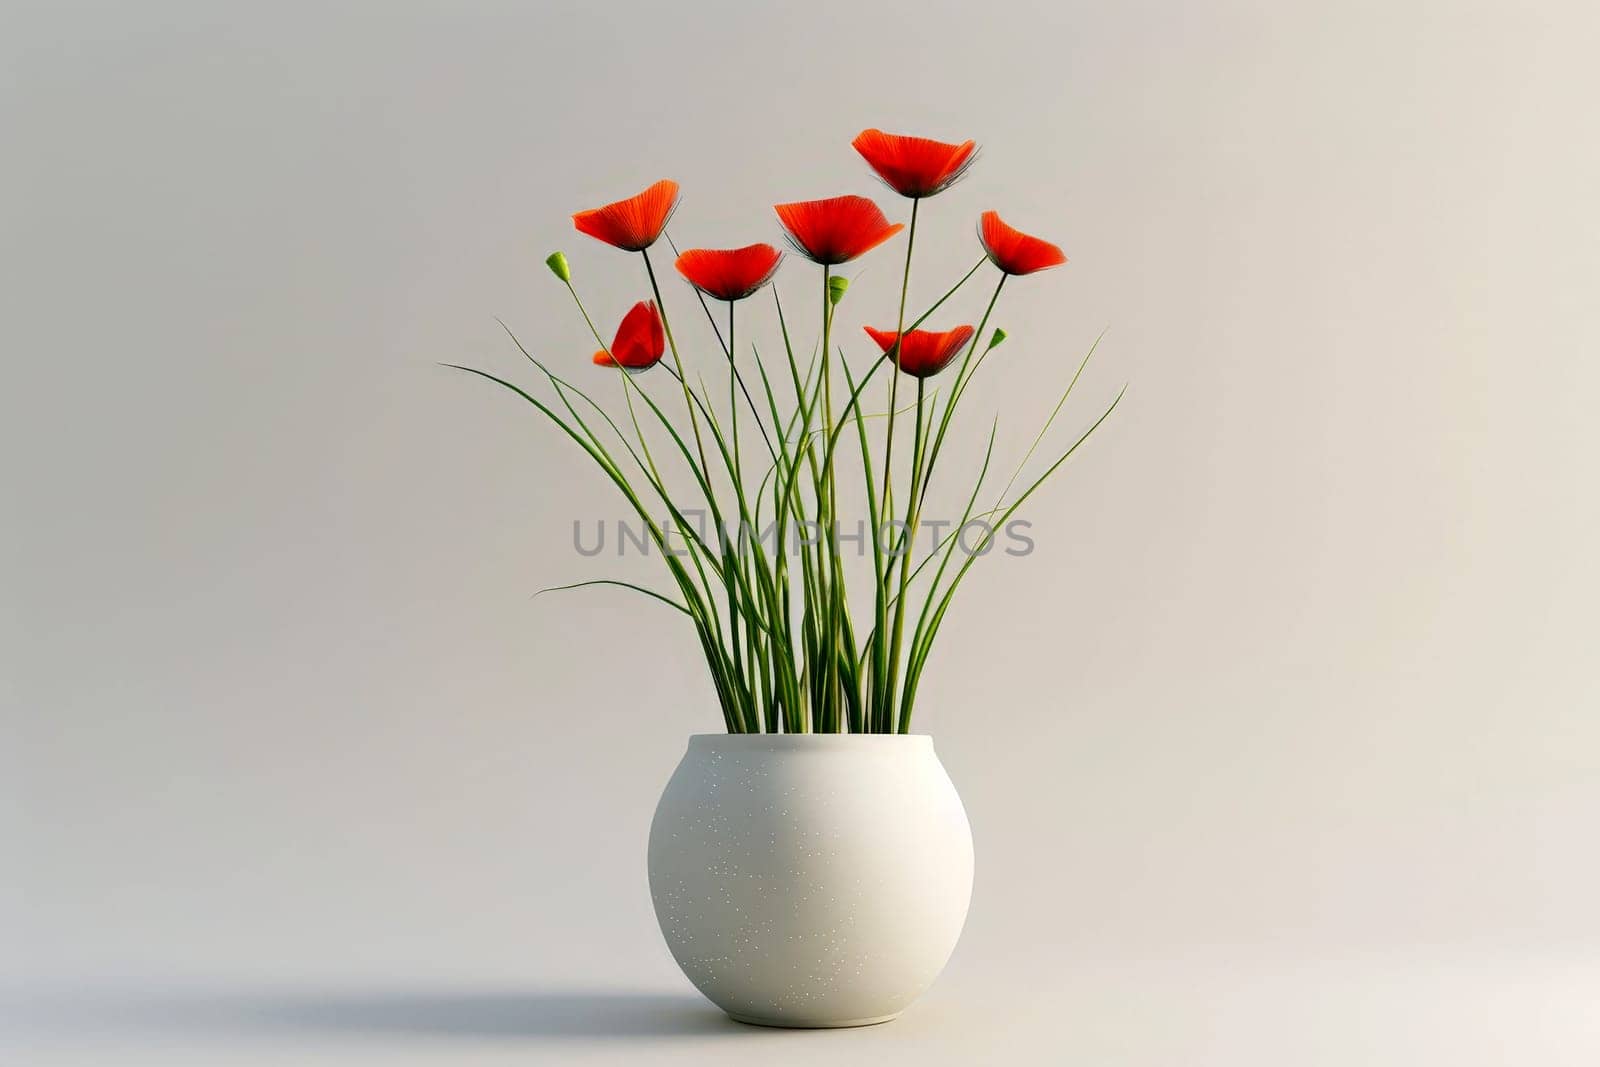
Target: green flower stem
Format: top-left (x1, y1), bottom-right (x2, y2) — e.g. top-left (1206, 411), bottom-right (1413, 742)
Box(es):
top-left (837, 353), bottom-right (885, 734)
top-left (659, 357), bottom-right (801, 731)
top-left (563, 279), bottom-right (609, 355)
top-left (662, 369), bottom-right (790, 628)
top-left (994, 329), bottom-right (1106, 506)
top-left (915, 273), bottom-right (1006, 517)
top-left (879, 199), bottom-right (919, 521)
top-left (872, 197), bottom-right (919, 727)
top-left (899, 424), bottom-right (1000, 722)
top-left (546, 285), bottom-right (725, 610)
top-left (644, 248), bottom-right (776, 727)
top-left (749, 342), bottom-right (802, 732)
top-left (902, 385), bottom-right (1127, 731)
top-left (728, 301), bottom-right (742, 507)
top-left (443, 363), bottom-right (743, 730)
top-left (882, 375), bottom-right (927, 733)
top-left (497, 321), bottom-right (726, 630)
top-left (769, 258), bottom-right (987, 730)
top-left (642, 248), bottom-right (714, 486)
top-left (665, 231), bottom-right (778, 467)
top-left (524, 253), bottom-right (992, 734)
top-left (904, 334), bottom-right (1107, 728)
top-left (618, 361), bottom-right (761, 726)
top-left (772, 288), bottom-right (823, 732)
top-left (817, 265), bottom-right (839, 731)
top-left (486, 244), bottom-right (1005, 734)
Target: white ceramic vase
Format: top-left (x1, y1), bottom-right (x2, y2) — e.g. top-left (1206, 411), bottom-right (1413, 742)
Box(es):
top-left (647, 734), bottom-right (973, 1028)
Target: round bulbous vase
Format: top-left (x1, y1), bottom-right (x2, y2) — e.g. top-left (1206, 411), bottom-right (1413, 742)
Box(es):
top-left (647, 733), bottom-right (974, 1028)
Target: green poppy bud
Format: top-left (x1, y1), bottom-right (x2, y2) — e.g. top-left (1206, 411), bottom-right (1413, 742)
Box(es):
top-left (827, 275), bottom-right (850, 306)
top-left (545, 251), bottom-right (571, 283)
top-left (988, 327), bottom-right (1007, 350)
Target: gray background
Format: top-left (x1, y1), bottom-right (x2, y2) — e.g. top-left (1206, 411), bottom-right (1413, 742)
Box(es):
top-left (4, 0), bottom-right (1598, 1063)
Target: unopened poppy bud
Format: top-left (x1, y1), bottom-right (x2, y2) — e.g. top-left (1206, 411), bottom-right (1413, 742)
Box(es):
top-left (545, 251), bottom-right (571, 283)
top-left (988, 327), bottom-right (1007, 350)
top-left (827, 275), bottom-right (850, 306)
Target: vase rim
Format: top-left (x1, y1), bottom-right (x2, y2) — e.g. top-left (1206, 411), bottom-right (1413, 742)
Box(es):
top-left (688, 732), bottom-right (934, 751)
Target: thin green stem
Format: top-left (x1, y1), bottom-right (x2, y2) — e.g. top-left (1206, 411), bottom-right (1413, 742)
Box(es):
top-left (884, 375), bottom-right (927, 732)
top-left (902, 386), bottom-right (1127, 731)
top-left (996, 329), bottom-right (1106, 505)
top-left (642, 248), bottom-right (713, 482)
top-left (444, 362), bottom-right (743, 730)
top-left (818, 265), bottom-right (837, 731)
top-left (879, 198), bottom-right (919, 543)
top-left (728, 301), bottom-right (742, 499)
top-left (664, 233), bottom-right (778, 466)
top-left (873, 197), bottom-right (918, 726)
top-left (917, 274), bottom-right (1006, 516)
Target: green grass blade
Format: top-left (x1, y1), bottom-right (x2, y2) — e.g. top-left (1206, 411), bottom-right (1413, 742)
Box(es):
top-left (535, 579), bottom-right (692, 616)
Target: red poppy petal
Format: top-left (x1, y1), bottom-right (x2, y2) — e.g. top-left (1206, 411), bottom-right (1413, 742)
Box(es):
top-left (979, 210), bottom-right (1067, 276)
top-left (573, 180), bottom-right (680, 252)
top-left (774, 196), bottom-right (904, 265)
top-left (674, 243), bottom-right (783, 301)
top-left (863, 324), bottom-right (975, 378)
top-left (600, 300), bottom-right (665, 369)
top-left (862, 326), bottom-right (899, 352)
top-left (853, 129), bottom-right (978, 198)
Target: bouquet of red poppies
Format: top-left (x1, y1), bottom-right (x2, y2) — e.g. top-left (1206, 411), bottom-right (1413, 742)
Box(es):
top-left (451, 129), bottom-right (1121, 733)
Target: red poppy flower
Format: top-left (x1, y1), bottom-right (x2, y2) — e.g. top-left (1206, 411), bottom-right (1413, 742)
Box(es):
top-left (572, 180), bottom-right (680, 252)
top-left (774, 196), bottom-right (904, 265)
top-left (978, 210), bottom-right (1067, 276)
top-left (674, 243), bottom-right (783, 301)
top-left (852, 128), bottom-right (978, 199)
top-left (592, 300), bottom-right (665, 369)
top-left (863, 324), bottom-right (976, 379)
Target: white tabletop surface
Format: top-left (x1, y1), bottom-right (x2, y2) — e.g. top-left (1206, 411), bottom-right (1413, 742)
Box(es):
top-left (6, 952), bottom-right (1596, 1065)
